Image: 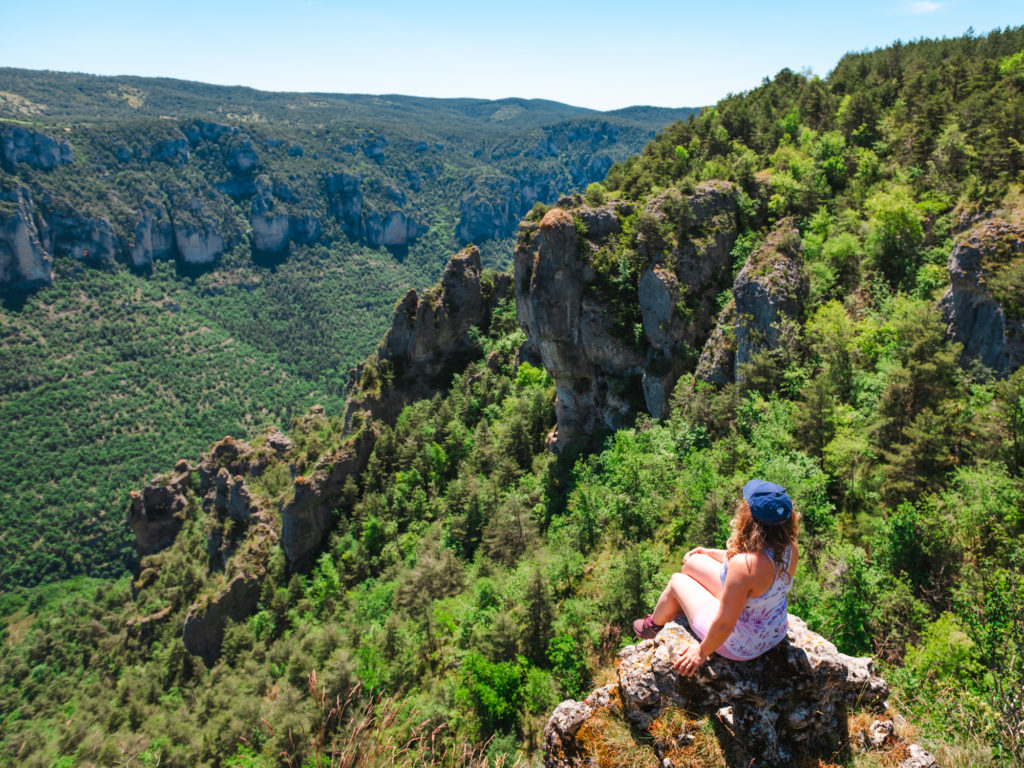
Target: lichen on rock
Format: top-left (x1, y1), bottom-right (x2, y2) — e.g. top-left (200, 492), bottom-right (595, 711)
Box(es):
top-left (544, 615), bottom-right (938, 768)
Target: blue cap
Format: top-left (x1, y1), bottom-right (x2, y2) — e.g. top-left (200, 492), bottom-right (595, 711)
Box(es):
top-left (743, 479), bottom-right (792, 525)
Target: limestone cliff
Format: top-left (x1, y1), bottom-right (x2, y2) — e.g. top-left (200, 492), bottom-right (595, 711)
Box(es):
top-left (345, 245), bottom-right (512, 427)
top-left (544, 616), bottom-right (938, 768)
top-left (128, 202), bottom-right (175, 268)
top-left (250, 174), bottom-right (322, 256)
top-left (325, 171), bottom-right (427, 250)
top-left (0, 124), bottom-right (73, 171)
top-left (127, 460), bottom-right (192, 556)
top-left (0, 184), bottom-right (52, 289)
top-left (126, 244), bottom-right (514, 663)
top-left (696, 218), bottom-right (808, 385)
top-left (514, 182), bottom-right (738, 447)
top-left (941, 211), bottom-right (1024, 374)
top-left (129, 421), bottom-right (374, 664)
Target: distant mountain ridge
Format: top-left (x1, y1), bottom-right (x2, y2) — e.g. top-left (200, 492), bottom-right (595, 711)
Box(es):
top-left (0, 67), bottom-right (695, 135)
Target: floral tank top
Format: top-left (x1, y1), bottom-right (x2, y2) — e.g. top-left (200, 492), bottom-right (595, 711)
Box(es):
top-left (717, 546), bottom-right (793, 659)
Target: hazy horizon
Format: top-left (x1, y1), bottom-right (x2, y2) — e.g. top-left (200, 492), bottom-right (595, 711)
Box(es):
top-left (2, 1), bottom-right (1021, 111)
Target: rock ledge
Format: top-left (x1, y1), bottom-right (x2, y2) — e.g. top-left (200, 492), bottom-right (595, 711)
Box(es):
top-left (544, 616), bottom-right (938, 768)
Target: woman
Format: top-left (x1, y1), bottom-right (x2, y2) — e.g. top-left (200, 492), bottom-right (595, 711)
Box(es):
top-left (632, 479), bottom-right (799, 676)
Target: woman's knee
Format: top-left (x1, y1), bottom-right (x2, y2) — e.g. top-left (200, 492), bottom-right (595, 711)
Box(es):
top-left (668, 572), bottom-right (692, 593)
top-left (681, 553), bottom-right (723, 596)
top-left (681, 552), bottom-right (717, 574)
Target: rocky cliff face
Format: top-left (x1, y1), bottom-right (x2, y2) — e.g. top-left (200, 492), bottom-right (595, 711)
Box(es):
top-left (515, 182), bottom-right (738, 447)
top-left (0, 184), bottom-right (52, 289)
top-left (456, 119), bottom-right (631, 247)
top-left (128, 202), bottom-right (175, 268)
top-left (126, 244), bottom-right (516, 663)
top-left (346, 245), bottom-right (512, 427)
top-left (128, 417), bottom-right (376, 664)
top-left (49, 208), bottom-right (120, 267)
top-left (696, 218), bottom-right (808, 385)
top-left (544, 616), bottom-right (937, 768)
top-left (182, 572), bottom-right (263, 667)
top-left (127, 460), bottom-right (192, 556)
top-left (0, 125), bottom-right (73, 171)
top-left (250, 175), bottom-right (322, 256)
top-left (941, 212), bottom-right (1024, 375)
top-left (280, 423), bottom-right (376, 568)
top-left (325, 171), bottom-right (427, 250)
top-left (173, 220), bottom-right (226, 265)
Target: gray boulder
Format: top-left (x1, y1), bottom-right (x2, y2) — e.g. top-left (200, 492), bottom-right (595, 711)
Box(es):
top-left (543, 616), bottom-right (938, 768)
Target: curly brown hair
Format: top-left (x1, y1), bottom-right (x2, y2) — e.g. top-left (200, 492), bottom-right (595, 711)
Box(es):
top-left (726, 500), bottom-right (799, 579)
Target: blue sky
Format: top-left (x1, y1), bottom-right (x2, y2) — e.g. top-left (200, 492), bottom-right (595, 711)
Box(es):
top-left (2, 0), bottom-right (1021, 110)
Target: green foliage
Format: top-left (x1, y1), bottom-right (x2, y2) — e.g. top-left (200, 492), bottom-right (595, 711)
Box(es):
top-left (457, 651), bottom-right (525, 734)
top-left (584, 182), bottom-right (607, 206)
top-left (904, 612), bottom-right (984, 689)
top-left (6, 27), bottom-right (1024, 768)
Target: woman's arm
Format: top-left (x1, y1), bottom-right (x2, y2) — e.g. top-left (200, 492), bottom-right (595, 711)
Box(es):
top-left (674, 554), bottom-right (753, 674)
top-left (684, 546), bottom-right (726, 565)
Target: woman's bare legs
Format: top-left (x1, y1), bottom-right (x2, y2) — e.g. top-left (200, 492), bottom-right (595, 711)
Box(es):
top-left (650, 553), bottom-right (724, 626)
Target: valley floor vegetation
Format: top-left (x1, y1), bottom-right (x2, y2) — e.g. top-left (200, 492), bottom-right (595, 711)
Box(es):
top-left (2, 25), bottom-right (1024, 768)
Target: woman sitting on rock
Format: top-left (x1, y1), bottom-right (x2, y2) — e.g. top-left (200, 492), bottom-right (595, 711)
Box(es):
top-left (633, 479), bottom-right (799, 675)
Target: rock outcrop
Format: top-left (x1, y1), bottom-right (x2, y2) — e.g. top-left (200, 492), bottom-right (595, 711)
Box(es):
top-left (249, 175), bottom-right (321, 255)
top-left (695, 219), bottom-right (808, 386)
top-left (325, 171), bottom-right (426, 249)
top-left (0, 124), bottom-right (73, 171)
top-left (128, 202), bottom-right (175, 268)
top-left (0, 184), bottom-right (52, 289)
top-left (173, 220), bottom-right (225, 264)
top-left (150, 138), bottom-right (189, 165)
top-left (515, 183), bottom-right (738, 446)
top-left (182, 572), bottom-right (262, 666)
top-left (941, 212), bottom-right (1024, 375)
top-left (544, 616), bottom-right (937, 768)
top-left (732, 219), bottom-right (806, 377)
top-left (50, 208), bottom-right (120, 266)
top-left (127, 462), bottom-right (192, 556)
top-left (280, 424), bottom-right (376, 568)
top-left (346, 245), bottom-right (512, 428)
top-left (694, 300), bottom-right (737, 387)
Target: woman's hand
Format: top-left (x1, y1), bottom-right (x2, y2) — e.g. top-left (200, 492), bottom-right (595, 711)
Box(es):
top-left (682, 547), bottom-right (704, 566)
top-left (673, 643), bottom-right (708, 676)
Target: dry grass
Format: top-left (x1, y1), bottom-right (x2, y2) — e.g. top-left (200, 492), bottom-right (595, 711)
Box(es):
top-left (5, 610), bottom-right (33, 647)
top-left (575, 710), bottom-right (658, 768)
top-left (565, 700), bottom-right (980, 768)
top-left (272, 672), bottom-right (527, 768)
top-left (648, 707), bottom-right (726, 768)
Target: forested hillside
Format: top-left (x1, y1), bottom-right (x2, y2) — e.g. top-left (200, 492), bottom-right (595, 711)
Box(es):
top-left (2, 26), bottom-right (1024, 768)
top-left (0, 69), bottom-right (693, 588)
